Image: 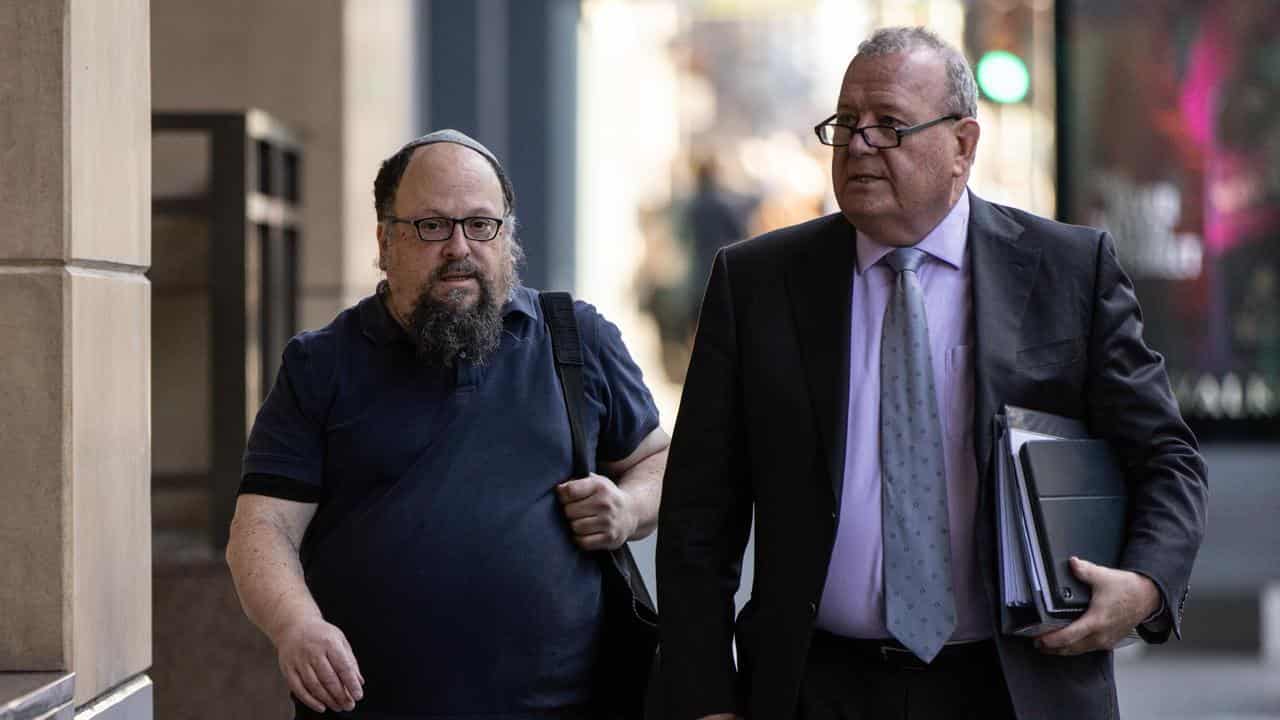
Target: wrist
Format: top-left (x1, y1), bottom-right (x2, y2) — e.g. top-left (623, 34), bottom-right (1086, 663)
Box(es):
top-left (266, 601), bottom-right (323, 646)
top-left (619, 485), bottom-right (642, 542)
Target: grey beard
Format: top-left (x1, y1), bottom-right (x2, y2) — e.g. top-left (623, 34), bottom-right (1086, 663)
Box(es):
top-left (407, 277), bottom-right (504, 368)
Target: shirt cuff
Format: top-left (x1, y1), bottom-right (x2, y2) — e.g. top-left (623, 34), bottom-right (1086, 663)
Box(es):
top-left (1133, 570), bottom-right (1170, 631)
top-left (1141, 597), bottom-right (1166, 625)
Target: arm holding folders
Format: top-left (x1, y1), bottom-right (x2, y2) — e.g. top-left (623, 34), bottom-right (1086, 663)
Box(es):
top-left (1009, 237), bottom-right (1206, 656)
top-left (1076, 233), bottom-right (1207, 646)
top-left (994, 406), bottom-right (1139, 642)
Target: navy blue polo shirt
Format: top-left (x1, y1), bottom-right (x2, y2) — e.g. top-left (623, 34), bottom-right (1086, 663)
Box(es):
top-left (240, 286), bottom-right (660, 718)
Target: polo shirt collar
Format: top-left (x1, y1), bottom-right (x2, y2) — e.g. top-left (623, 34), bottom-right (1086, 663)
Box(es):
top-left (359, 283), bottom-right (539, 345)
top-left (504, 285), bottom-right (539, 321)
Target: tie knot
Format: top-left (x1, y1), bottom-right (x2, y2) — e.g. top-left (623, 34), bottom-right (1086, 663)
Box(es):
top-left (882, 247), bottom-right (927, 275)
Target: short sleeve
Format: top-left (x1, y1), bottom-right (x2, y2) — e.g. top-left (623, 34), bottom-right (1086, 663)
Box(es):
top-left (239, 335), bottom-right (333, 502)
top-left (580, 305), bottom-right (661, 463)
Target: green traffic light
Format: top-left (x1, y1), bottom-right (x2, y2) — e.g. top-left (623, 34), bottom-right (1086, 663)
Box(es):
top-left (976, 50), bottom-right (1030, 104)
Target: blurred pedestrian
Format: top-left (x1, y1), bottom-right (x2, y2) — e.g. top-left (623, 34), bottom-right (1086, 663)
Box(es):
top-left (685, 159), bottom-right (756, 329)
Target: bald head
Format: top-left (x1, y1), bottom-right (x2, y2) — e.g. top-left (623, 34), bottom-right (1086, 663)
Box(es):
top-left (373, 129), bottom-right (515, 221)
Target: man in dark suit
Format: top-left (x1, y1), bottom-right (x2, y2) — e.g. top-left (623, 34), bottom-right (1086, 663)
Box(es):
top-left (656, 26), bottom-right (1207, 720)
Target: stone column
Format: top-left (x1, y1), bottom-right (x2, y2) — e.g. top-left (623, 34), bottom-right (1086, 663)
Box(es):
top-left (0, 0), bottom-right (153, 717)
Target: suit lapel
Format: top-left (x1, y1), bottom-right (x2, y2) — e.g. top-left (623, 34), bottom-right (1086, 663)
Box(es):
top-left (968, 193), bottom-right (1040, 483)
top-left (784, 216), bottom-right (856, 506)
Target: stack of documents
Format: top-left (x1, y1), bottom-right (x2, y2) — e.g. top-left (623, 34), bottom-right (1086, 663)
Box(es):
top-left (995, 406), bottom-right (1132, 638)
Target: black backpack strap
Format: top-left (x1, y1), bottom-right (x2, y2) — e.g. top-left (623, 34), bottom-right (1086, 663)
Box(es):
top-left (539, 291), bottom-right (591, 480)
top-left (540, 292), bottom-right (659, 720)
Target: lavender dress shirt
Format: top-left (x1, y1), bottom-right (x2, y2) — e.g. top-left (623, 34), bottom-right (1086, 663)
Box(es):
top-left (816, 191), bottom-right (991, 641)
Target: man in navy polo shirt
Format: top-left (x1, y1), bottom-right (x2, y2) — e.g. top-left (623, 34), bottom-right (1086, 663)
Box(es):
top-left (225, 130), bottom-right (669, 719)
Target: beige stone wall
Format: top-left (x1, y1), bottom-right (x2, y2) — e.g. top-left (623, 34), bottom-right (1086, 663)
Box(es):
top-left (0, 0), bottom-right (71, 667)
top-left (0, 270), bottom-right (68, 670)
top-left (69, 269), bottom-right (152, 704)
top-left (0, 0), bottom-right (153, 708)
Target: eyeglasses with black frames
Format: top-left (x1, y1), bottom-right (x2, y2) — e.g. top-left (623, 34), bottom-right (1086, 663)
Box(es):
top-left (384, 215), bottom-right (504, 242)
top-left (813, 114), bottom-right (962, 149)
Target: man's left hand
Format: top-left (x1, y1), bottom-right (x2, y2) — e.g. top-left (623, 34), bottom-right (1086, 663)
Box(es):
top-left (1035, 557), bottom-right (1161, 656)
top-left (556, 474), bottom-right (638, 551)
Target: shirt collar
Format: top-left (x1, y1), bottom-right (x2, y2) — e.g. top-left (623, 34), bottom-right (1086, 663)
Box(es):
top-left (359, 282), bottom-right (539, 345)
top-left (854, 189), bottom-right (970, 275)
top-left (504, 285), bottom-right (539, 321)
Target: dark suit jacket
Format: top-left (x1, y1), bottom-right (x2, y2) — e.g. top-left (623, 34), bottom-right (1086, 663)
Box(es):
top-left (655, 193), bottom-right (1208, 720)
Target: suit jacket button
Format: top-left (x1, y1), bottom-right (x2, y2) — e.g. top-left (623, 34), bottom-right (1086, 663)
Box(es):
top-left (809, 601), bottom-right (818, 615)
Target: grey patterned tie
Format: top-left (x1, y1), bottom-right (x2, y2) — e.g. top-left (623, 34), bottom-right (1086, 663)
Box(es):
top-left (880, 247), bottom-right (956, 663)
